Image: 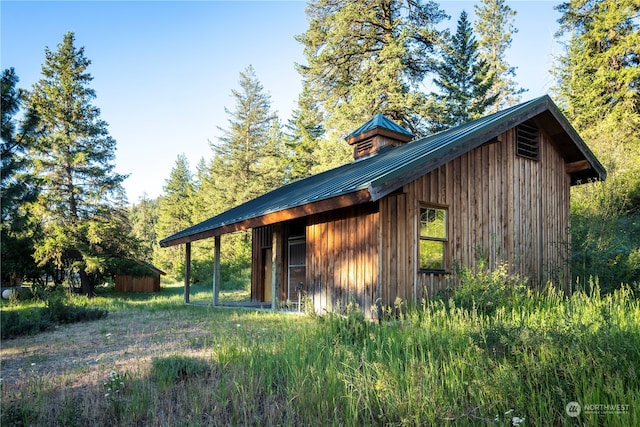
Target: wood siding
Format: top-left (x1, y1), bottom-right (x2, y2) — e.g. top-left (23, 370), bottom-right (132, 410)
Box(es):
top-left (252, 128), bottom-right (571, 316)
top-left (114, 275), bottom-right (160, 293)
top-left (379, 129), bottom-right (571, 306)
top-left (306, 203), bottom-right (379, 318)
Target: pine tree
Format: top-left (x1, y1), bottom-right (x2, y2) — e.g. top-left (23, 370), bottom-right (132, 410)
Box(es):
top-left (211, 65), bottom-right (282, 208)
top-left (554, 0), bottom-right (639, 209)
top-left (428, 11), bottom-right (498, 132)
top-left (555, 0), bottom-right (639, 144)
top-left (554, 0), bottom-right (640, 288)
top-left (128, 193), bottom-right (159, 262)
top-left (154, 154), bottom-right (195, 277)
top-left (1, 68), bottom-right (40, 285)
top-left (27, 32), bottom-right (130, 295)
top-left (285, 85), bottom-right (325, 181)
top-left (474, 0), bottom-right (525, 111)
top-left (297, 0), bottom-right (447, 136)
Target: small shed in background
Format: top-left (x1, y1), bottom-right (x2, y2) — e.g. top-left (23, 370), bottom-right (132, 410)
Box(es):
top-left (115, 261), bottom-right (165, 293)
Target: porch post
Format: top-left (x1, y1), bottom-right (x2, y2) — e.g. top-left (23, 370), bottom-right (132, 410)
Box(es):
top-left (212, 235), bottom-right (221, 306)
top-left (184, 242), bottom-right (191, 304)
top-left (271, 224), bottom-right (282, 311)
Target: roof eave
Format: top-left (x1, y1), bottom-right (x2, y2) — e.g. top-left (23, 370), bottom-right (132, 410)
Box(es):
top-left (159, 188), bottom-right (372, 247)
top-left (542, 100), bottom-right (607, 183)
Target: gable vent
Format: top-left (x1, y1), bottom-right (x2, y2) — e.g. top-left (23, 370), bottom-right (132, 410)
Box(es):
top-left (516, 120), bottom-right (539, 160)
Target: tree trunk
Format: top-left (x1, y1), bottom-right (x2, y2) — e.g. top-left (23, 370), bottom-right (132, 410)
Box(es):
top-left (78, 269), bottom-right (94, 298)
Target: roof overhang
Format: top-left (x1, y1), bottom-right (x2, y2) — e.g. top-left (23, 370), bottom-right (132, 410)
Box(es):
top-left (160, 95), bottom-right (606, 248)
top-left (159, 189), bottom-right (371, 247)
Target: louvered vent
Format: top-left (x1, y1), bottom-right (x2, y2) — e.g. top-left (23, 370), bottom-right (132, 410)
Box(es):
top-left (516, 120), bottom-right (539, 160)
top-left (356, 138), bottom-right (374, 156)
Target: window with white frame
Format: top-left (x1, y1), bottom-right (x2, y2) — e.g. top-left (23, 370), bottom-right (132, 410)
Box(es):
top-left (419, 206), bottom-right (447, 271)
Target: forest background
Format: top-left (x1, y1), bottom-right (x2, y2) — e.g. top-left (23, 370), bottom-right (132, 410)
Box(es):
top-left (1, 0), bottom-right (639, 296)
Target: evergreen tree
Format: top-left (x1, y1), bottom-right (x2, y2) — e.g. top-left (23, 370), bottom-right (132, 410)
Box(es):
top-left (1, 68), bottom-right (40, 285)
top-left (154, 154), bottom-right (195, 277)
top-left (473, 0), bottom-right (525, 111)
top-left (128, 193), bottom-right (159, 262)
top-left (554, 0), bottom-right (640, 288)
top-left (554, 0), bottom-right (639, 151)
top-left (297, 0), bottom-right (447, 136)
top-left (554, 0), bottom-right (639, 210)
top-left (428, 11), bottom-right (498, 132)
top-left (26, 32), bottom-right (130, 296)
top-left (285, 85), bottom-right (325, 181)
top-left (211, 65), bottom-right (282, 208)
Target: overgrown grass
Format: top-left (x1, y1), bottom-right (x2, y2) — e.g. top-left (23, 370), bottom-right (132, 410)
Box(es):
top-left (2, 279), bottom-right (639, 425)
top-left (0, 289), bottom-right (108, 339)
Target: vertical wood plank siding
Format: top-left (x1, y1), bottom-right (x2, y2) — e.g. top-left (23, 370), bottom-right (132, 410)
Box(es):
top-left (306, 203), bottom-right (379, 317)
top-left (379, 129), bottom-right (571, 307)
top-left (251, 128), bottom-right (571, 315)
top-left (114, 275), bottom-right (160, 292)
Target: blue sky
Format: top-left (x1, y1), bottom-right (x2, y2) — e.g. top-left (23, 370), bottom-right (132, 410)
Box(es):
top-left (1, 1), bottom-right (562, 203)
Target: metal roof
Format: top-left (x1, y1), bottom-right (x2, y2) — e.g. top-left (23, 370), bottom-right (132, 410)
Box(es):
top-left (345, 113), bottom-right (415, 140)
top-left (160, 95), bottom-right (605, 247)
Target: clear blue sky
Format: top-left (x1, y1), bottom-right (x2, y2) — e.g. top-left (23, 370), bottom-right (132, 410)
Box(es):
top-left (1, 1), bottom-right (562, 203)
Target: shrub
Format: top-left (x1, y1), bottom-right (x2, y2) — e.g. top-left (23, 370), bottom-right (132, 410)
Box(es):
top-left (450, 260), bottom-right (528, 316)
top-left (320, 301), bottom-right (370, 346)
top-left (0, 290), bottom-right (108, 339)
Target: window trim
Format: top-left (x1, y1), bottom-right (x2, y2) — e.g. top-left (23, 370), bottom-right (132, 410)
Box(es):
top-left (418, 204), bottom-right (448, 273)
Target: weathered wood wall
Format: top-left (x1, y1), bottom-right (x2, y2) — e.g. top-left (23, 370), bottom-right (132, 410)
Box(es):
top-left (251, 223), bottom-right (304, 302)
top-left (379, 128), bottom-right (571, 306)
top-left (114, 275), bottom-right (160, 293)
top-left (251, 127), bottom-right (571, 315)
top-left (306, 203), bottom-right (379, 317)
top-left (251, 225), bottom-right (269, 301)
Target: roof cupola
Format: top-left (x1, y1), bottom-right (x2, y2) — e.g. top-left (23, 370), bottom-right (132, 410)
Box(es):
top-left (345, 114), bottom-right (415, 160)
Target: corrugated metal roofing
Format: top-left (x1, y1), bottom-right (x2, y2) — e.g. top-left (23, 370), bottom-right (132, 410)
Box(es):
top-left (160, 95), bottom-right (605, 247)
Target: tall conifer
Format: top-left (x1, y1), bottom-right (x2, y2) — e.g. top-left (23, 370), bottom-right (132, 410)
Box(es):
top-left (211, 65), bottom-right (282, 208)
top-left (428, 11), bottom-right (497, 132)
top-left (27, 32), bottom-right (130, 295)
top-left (297, 0), bottom-right (447, 136)
top-left (1, 68), bottom-right (39, 285)
top-left (154, 154), bottom-right (195, 277)
top-left (474, 0), bottom-right (524, 111)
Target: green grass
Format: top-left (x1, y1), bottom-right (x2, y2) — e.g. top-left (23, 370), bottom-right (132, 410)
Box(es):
top-left (2, 281), bottom-right (639, 426)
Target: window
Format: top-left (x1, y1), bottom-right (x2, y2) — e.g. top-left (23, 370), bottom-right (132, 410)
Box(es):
top-left (516, 120), bottom-right (539, 160)
top-left (419, 206), bottom-right (447, 271)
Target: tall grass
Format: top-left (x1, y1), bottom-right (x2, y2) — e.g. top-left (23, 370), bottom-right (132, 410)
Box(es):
top-left (2, 280), bottom-right (639, 425)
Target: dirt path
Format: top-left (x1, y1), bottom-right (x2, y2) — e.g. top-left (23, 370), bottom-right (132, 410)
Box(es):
top-left (0, 309), bottom-right (215, 395)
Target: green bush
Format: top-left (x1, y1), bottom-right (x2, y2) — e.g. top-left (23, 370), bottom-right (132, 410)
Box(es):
top-left (0, 309), bottom-right (53, 339)
top-left (449, 260), bottom-right (528, 316)
top-left (320, 301), bottom-right (370, 346)
top-left (0, 290), bottom-right (108, 339)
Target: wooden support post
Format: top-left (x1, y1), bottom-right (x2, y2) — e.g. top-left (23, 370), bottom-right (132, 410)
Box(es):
top-left (212, 235), bottom-right (221, 306)
top-left (184, 242), bottom-right (191, 304)
top-left (271, 224), bottom-right (282, 311)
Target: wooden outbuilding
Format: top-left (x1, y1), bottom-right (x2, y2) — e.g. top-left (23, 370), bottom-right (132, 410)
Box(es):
top-left (114, 261), bottom-right (165, 293)
top-left (160, 96), bottom-right (605, 318)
